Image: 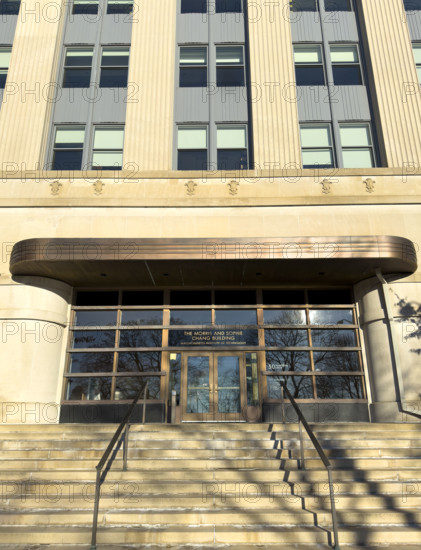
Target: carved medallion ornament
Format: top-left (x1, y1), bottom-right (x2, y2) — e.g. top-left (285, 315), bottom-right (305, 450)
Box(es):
top-left (185, 180), bottom-right (197, 196)
top-left (227, 180), bottom-right (239, 195)
top-left (50, 180), bottom-right (63, 196)
top-left (363, 178), bottom-right (375, 193)
top-left (93, 180), bottom-right (105, 195)
top-left (320, 178), bottom-right (333, 194)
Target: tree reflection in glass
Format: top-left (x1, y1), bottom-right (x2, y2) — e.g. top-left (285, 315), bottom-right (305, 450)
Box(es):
top-left (316, 375), bottom-right (364, 399)
top-left (311, 329), bottom-right (356, 347)
top-left (313, 350), bottom-right (360, 372)
top-left (66, 377), bottom-right (112, 400)
top-left (263, 309), bottom-right (306, 325)
top-left (217, 356), bottom-right (241, 413)
top-left (117, 351), bottom-right (161, 373)
top-left (119, 329), bottom-right (162, 347)
top-left (309, 309), bottom-right (353, 325)
top-left (121, 311), bottom-right (163, 325)
top-left (73, 330), bottom-right (116, 348)
top-left (187, 356), bottom-right (210, 413)
top-left (267, 375), bottom-right (313, 399)
top-left (115, 376), bottom-right (160, 400)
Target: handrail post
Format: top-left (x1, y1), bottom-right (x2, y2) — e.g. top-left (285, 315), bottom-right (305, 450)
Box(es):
top-left (298, 419), bottom-right (305, 470)
top-left (328, 467), bottom-right (341, 549)
top-left (280, 383), bottom-right (285, 424)
top-left (142, 382), bottom-right (148, 424)
top-left (171, 389), bottom-right (177, 424)
top-left (123, 422), bottom-right (130, 471)
top-left (90, 467), bottom-right (102, 550)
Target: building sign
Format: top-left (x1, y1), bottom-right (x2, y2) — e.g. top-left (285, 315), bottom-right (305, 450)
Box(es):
top-left (169, 329), bottom-right (258, 346)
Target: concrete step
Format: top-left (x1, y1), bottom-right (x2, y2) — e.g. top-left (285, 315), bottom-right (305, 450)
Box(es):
top-left (0, 421), bottom-right (419, 432)
top-left (2, 466), bottom-right (419, 483)
top-left (1, 479), bottom-right (417, 498)
top-left (1, 446), bottom-right (421, 460)
top-left (0, 546), bottom-right (420, 550)
top-left (1, 457), bottom-right (420, 470)
top-left (1, 437), bottom-right (421, 451)
top-left (1, 507), bottom-right (420, 527)
top-left (0, 525), bottom-right (420, 545)
top-left (3, 494), bottom-right (420, 511)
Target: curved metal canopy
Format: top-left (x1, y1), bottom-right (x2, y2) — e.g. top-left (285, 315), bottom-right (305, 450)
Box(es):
top-left (10, 236), bottom-right (417, 287)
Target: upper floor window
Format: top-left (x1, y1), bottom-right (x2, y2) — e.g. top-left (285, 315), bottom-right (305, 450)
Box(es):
top-left (290, 0), bottom-right (317, 11)
top-left (179, 47), bottom-right (207, 87)
top-left (92, 126), bottom-right (125, 170)
top-left (290, 0), bottom-right (353, 11)
top-left (52, 125), bottom-right (124, 171)
top-left (300, 124), bottom-right (334, 169)
top-left (181, 0), bottom-right (206, 12)
top-left (107, 0), bottom-right (133, 13)
top-left (0, 0), bottom-right (20, 14)
top-left (177, 126), bottom-right (208, 170)
top-left (63, 46), bottom-right (129, 88)
top-left (330, 45), bottom-right (362, 85)
top-left (181, 0), bottom-right (242, 13)
top-left (294, 45), bottom-right (325, 86)
top-left (340, 124), bottom-right (374, 168)
top-left (300, 123), bottom-right (375, 169)
top-left (412, 44), bottom-right (421, 84)
top-left (325, 0), bottom-right (353, 10)
top-left (99, 47), bottom-right (129, 87)
top-left (404, 0), bottom-right (421, 10)
top-left (215, 0), bottom-right (242, 12)
top-left (72, 0), bottom-right (99, 14)
top-left (217, 125), bottom-right (248, 170)
top-left (63, 48), bottom-right (93, 88)
top-left (216, 45), bottom-right (245, 86)
top-left (0, 48), bottom-right (11, 89)
top-left (52, 126), bottom-right (85, 171)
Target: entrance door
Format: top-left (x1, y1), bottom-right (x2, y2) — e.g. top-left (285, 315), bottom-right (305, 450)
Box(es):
top-left (182, 352), bottom-right (246, 421)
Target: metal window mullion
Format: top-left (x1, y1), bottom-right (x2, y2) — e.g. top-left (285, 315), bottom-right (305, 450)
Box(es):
top-left (208, 40), bottom-right (216, 169)
top-left (318, 2), bottom-right (343, 168)
top-left (82, 5), bottom-right (104, 168)
top-left (304, 305), bottom-right (316, 398)
top-left (111, 308), bottom-right (121, 399)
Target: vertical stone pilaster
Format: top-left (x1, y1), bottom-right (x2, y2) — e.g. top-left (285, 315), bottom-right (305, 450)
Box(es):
top-left (247, 0), bottom-right (302, 170)
top-left (123, 0), bottom-right (176, 171)
top-left (359, 0), bottom-right (421, 167)
top-left (0, 1), bottom-right (66, 170)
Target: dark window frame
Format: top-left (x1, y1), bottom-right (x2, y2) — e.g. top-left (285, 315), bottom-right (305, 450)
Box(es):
top-left (330, 44), bottom-right (363, 86)
top-left (216, 44), bottom-right (245, 87)
top-left (300, 123), bottom-right (335, 169)
top-left (179, 45), bottom-right (208, 88)
top-left (52, 125), bottom-right (86, 171)
top-left (216, 124), bottom-right (249, 170)
top-left (90, 125), bottom-right (125, 170)
top-left (324, 0), bottom-right (353, 11)
top-left (294, 44), bottom-right (326, 86)
top-left (99, 46), bottom-right (130, 88)
top-left (177, 125), bottom-right (208, 170)
top-left (62, 47), bottom-right (94, 88)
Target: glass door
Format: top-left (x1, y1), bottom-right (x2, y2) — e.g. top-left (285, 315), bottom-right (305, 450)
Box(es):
top-left (183, 353), bottom-right (213, 421)
top-left (181, 352), bottom-right (246, 421)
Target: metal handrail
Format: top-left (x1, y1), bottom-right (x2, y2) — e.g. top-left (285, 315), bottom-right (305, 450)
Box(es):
top-left (89, 382), bottom-right (149, 550)
top-left (279, 381), bottom-right (341, 550)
